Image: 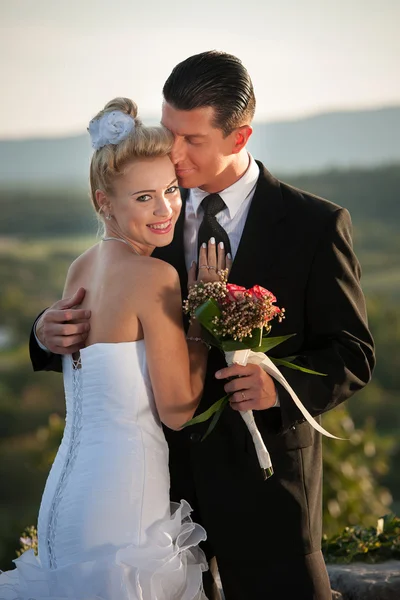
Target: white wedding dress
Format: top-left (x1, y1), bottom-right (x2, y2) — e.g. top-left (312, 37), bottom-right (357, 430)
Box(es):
top-left (0, 341), bottom-right (208, 600)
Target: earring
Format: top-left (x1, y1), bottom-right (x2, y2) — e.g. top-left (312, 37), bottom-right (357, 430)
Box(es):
top-left (99, 204), bottom-right (112, 220)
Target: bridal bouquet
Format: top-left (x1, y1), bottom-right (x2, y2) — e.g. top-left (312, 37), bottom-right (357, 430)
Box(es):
top-left (183, 270), bottom-right (339, 479)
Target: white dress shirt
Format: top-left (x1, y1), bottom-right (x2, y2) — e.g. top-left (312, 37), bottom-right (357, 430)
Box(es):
top-left (183, 153), bottom-right (259, 271)
top-left (183, 154), bottom-right (279, 407)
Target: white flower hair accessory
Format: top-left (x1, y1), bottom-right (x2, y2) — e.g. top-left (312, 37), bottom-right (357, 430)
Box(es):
top-left (88, 110), bottom-right (135, 150)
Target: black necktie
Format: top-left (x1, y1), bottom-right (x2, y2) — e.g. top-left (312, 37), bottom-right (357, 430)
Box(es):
top-left (197, 193), bottom-right (232, 258)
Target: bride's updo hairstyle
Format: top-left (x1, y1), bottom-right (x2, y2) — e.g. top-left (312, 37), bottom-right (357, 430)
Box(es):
top-left (88, 97), bottom-right (173, 219)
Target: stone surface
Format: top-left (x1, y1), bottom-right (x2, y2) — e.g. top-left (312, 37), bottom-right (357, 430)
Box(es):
top-left (328, 561), bottom-right (400, 600)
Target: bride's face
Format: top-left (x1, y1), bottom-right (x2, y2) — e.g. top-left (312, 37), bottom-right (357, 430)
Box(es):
top-left (106, 155), bottom-right (181, 253)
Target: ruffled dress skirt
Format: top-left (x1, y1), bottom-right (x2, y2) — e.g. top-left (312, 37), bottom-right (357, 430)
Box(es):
top-left (0, 501), bottom-right (207, 600)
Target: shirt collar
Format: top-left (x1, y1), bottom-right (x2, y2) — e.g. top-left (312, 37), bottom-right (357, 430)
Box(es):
top-left (188, 154), bottom-right (260, 219)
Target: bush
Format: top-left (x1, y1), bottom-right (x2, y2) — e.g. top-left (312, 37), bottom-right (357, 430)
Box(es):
top-left (322, 513), bottom-right (400, 564)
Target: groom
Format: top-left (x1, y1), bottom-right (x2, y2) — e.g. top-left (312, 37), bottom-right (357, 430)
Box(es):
top-left (31, 51), bottom-right (375, 599)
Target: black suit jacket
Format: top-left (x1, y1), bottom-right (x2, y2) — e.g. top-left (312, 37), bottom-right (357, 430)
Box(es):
top-left (29, 162), bottom-right (375, 563)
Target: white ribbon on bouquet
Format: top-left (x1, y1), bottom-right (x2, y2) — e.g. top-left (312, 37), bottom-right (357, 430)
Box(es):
top-left (224, 348), bottom-right (344, 479)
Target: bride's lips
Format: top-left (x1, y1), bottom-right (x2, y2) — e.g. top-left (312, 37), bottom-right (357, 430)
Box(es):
top-left (147, 218), bottom-right (173, 235)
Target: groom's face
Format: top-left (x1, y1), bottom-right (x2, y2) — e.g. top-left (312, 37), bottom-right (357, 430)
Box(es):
top-left (161, 103), bottom-right (239, 192)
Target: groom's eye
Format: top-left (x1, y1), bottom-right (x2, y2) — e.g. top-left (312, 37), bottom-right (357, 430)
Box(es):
top-left (165, 186), bottom-right (178, 194)
top-left (136, 194), bottom-right (151, 202)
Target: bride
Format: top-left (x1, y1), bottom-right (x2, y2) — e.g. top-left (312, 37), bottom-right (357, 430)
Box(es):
top-left (0, 98), bottom-right (230, 599)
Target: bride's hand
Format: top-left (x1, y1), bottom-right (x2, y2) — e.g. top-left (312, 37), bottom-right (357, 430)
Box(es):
top-left (188, 238), bottom-right (232, 287)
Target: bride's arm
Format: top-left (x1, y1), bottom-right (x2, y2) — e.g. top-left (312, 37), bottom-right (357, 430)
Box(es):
top-left (137, 259), bottom-right (208, 430)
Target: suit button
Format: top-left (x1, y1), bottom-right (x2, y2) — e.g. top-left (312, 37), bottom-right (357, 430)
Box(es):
top-left (291, 425), bottom-right (296, 431)
top-left (189, 433), bottom-right (201, 442)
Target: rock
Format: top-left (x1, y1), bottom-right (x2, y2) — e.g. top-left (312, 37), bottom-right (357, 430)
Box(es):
top-left (328, 561), bottom-right (400, 600)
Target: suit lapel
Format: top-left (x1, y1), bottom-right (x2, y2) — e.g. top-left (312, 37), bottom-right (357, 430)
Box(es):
top-left (228, 161), bottom-right (287, 287)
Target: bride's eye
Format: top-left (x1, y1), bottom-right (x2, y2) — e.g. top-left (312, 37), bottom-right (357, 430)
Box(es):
top-left (136, 194), bottom-right (151, 202)
top-left (165, 186), bottom-right (178, 194)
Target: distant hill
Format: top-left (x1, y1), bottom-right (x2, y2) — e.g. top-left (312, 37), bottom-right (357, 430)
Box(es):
top-left (250, 106), bottom-right (400, 173)
top-left (0, 106), bottom-right (399, 183)
top-left (0, 135), bottom-right (93, 184)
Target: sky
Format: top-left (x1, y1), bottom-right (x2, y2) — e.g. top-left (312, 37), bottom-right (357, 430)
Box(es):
top-left (1, 0), bottom-right (399, 139)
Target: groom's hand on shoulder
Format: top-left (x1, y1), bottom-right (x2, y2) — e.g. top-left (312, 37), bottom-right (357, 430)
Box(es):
top-left (215, 363), bottom-right (278, 411)
top-left (36, 288), bottom-right (91, 355)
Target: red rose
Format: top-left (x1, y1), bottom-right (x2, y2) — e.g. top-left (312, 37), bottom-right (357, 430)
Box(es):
top-left (248, 285), bottom-right (276, 303)
top-left (226, 283), bottom-right (247, 302)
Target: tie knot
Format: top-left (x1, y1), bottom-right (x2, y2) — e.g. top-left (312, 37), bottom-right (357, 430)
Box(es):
top-left (201, 193), bottom-right (226, 218)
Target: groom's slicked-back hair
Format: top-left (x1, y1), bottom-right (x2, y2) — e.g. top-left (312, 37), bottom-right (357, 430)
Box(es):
top-left (162, 50), bottom-right (256, 137)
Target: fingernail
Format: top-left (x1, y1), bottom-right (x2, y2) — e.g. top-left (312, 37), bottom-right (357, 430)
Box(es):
top-left (215, 371), bottom-right (222, 378)
top-left (210, 237), bottom-right (215, 244)
top-left (219, 242), bottom-right (224, 249)
top-left (202, 242), bottom-right (207, 248)
top-left (85, 311), bottom-right (91, 318)
top-left (227, 253), bottom-right (232, 259)
top-left (191, 260), bottom-right (196, 267)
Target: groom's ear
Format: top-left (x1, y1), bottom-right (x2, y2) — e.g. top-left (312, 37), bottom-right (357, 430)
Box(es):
top-left (231, 125), bottom-right (253, 154)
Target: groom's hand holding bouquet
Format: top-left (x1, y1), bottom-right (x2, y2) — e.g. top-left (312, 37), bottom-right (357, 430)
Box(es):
top-left (183, 270), bottom-right (339, 479)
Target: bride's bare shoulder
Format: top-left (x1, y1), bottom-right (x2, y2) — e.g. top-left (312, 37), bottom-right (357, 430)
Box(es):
top-left (132, 258), bottom-right (182, 323)
top-left (135, 256), bottom-right (180, 292)
top-left (145, 256), bottom-right (179, 277)
top-left (63, 244), bottom-right (100, 293)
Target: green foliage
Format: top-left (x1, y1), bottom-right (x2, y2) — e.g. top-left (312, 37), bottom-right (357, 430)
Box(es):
top-left (284, 164), bottom-right (400, 227)
top-left (183, 394), bottom-right (230, 428)
top-left (322, 513), bottom-right (400, 564)
top-left (362, 296), bottom-right (400, 390)
top-left (0, 186), bottom-right (97, 237)
top-left (322, 405), bottom-right (395, 536)
top-left (0, 239), bottom-right (87, 569)
top-left (285, 165), bottom-right (400, 298)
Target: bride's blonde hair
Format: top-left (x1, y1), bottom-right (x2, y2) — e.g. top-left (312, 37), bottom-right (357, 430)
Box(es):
top-left (89, 97), bottom-right (173, 216)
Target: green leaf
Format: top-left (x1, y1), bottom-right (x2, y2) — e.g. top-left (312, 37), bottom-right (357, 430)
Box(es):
top-left (247, 327), bottom-right (264, 348)
top-left (220, 328), bottom-right (264, 352)
top-left (195, 299), bottom-right (222, 340)
top-left (201, 327), bottom-right (221, 349)
top-left (201, 396), bottom-right (230, 441)
top-left (271, 357), bottom-right (327, 376)
top-left (220, 339), bottom-right (253, 351)
top-left (255, 333), bottom-right (296, 353)
top-left (182, 394), bottom-right (230, 428)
